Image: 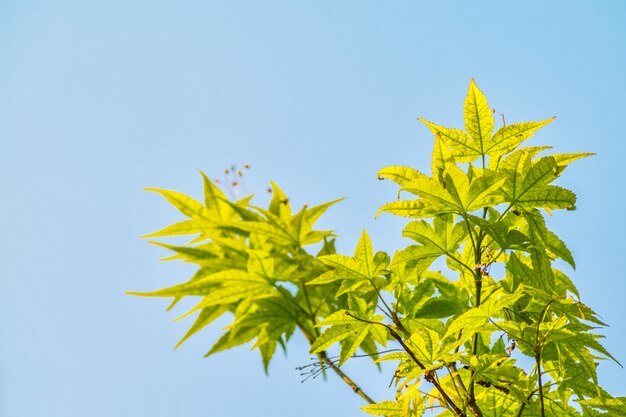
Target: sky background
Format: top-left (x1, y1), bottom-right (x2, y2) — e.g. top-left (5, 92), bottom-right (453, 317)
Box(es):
top-left (1, 1), bottom-right (625, 416)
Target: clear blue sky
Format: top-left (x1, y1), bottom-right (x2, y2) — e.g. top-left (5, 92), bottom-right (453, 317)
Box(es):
top-left (1, 1), bottom-right (625, 416)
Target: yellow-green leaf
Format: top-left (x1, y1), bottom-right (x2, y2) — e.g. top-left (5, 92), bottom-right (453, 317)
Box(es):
top-left (377, 166), bottom-right (429, 186)
top-left (146, 187), bottom-right (213, 222)
top-left (486, 117), bottom-right (555, 157)
top-left (419, 118), bottom-right (481, 163)
top-left (464, 79), bottom-right (494, 154)
top-left (142, 219), bottom-right (213, 238)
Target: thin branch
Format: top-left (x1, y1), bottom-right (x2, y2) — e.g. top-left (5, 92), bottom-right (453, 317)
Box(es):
top-left (298, 324), bottom-right (376, 404)
top-left (447, 251), bottom-right (478, 275)
top-left (367, 277), bottom-right (395, 320)
top-left (535, 352), bottom-right (545, 417)
top-left (533, 301), bottom-right (554, 417)
top-left (467, 213), bottom-right (486, 411)
top-left (515, 390), bottom-right (538, 417)
top-left (447, 362), bottom-right (468, 398)
top-left (277, 276), bottom-right (377, 406)
top-left (319, 350), bottom-right (376, 404)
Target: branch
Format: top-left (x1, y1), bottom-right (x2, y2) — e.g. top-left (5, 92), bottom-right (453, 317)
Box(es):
top-left (343, 311), bottom-right (485, 417)
top-left (282, 278), bottom-right (378, 406)
top-left (297, 324), bottom-right (376, 404)
top-left (535, 352), bottom-right (545, 417)
top-left (319, 350), bottom-right (376, 404)
top-left (515, 389), bottom-right (538, 417)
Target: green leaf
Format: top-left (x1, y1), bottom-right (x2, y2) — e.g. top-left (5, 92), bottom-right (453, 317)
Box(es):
top-left (464, 79), bottom-right (494, 156)
top-left (523, 209), bottom-right (575, 268)
top-left (304, 198), bottom-right (344, 225)
top-left (401, 169), bottom-right (464, 213)
top-left (318, 254), bottom-right (364, 277)
top-left (412, 278), bottom-right (468, 319)
top-left (378, 166), bottom-right (429, 186)
top-left (200, 171), bottom-right (235, 221)
top-left (390, 245), bottom-right (441, 271)
top-left (126, 273), bottom-right (223, 298)
top-left (501, 154), bottom-right (577, 211)
top-left (268, 180), bottom-right (292, 220)
top-left (233, 299), bottom-right (298, 343)
top-left (354, 230), bottom-right (375, 275)
top-left (516, 185), bottom-right (577, 211)
top-left (189, 271), bottom-right (276, 311)
top-left (318, 230), bottom-right (388, 295)
top-left (142, 219), bottom-right (213, 238)
top-left (444, 292), bottom-right (521, 341)
top-left (174, 305), bottom-right (228, 349)
top-left (309, 318), bottom-right (359, 351)
top-left (558, 336), bottom-right (600, 387)
top-left (465, 170), bottom-right (507, 211)
top-left (311, 310), bottom-right (384, 365)
top-left (361, 400), bottom-right (405, 416)
top-left (307, 270), bottom-right (344, 285)
top-left (402, 215), bottom-right (465, 256)
top-left (506, 252), bottom-right (555, 294)
top-left (376, 199), bottom-right (442, 218)
top-left (578, 397), bottom-right (626, 415)
top-left (419, 118), bottom-right (481, 163)
top-left (223, 220), bottom-right (295, 246)
top-left (486, 117), bottom-right (555, 157)
top-left (148, 241), bottom-right (217, 263)
top-left (205, 327), bottom-right (257, 357)
top-left (432, 135), bottom-right (455, 186)
top-left (145, 187), bottom-right (213, 222)
top-left (468, 215), bottom-right (529, 252)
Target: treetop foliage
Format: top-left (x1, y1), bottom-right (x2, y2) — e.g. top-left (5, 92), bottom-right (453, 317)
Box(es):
top-left (130, 80), bottom-right (625, 416)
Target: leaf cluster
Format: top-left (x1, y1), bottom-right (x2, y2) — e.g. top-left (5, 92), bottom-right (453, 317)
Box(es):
top-left (131, 80), bottom-right (624, 416)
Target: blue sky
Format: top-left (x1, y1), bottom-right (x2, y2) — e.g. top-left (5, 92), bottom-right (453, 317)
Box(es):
top-left (1, 1), bottom-right (625, 416)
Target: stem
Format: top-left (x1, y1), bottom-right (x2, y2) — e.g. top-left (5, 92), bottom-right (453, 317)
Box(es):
top-left (319, 350), bottom-right (376, 404)
top-left (299, 280), bottom-right (319, 336)
top-left (298, 324), bottom-right (376, 404)
top-left (447, 363), bottom-right (467, 398)
top-left (448, 251), bottom-right (478, 275)
top-left (368, 277), bottom-right (395, 320)
top-left (276, 266), bottom-right (376, 405)
top-left (466, 209), bottom-right (487, 410)
top-left (533, 301), bottom-right (553, 417)
top-left (514, 390), bottom-right (537, 417)
top-left (468, 257), bottom-right (483, 402)
top-left (535, 352), bottom-right (545, 417)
